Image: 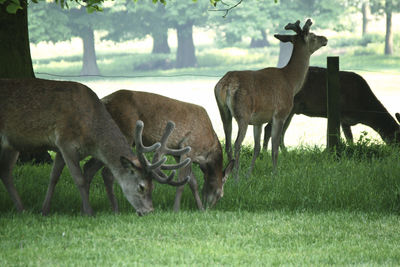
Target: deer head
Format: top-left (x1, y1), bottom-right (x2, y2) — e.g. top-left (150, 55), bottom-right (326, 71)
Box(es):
top-left (274, 19), bottom-right (328, 55)
top-left (201, 158), bottom-right (234, 209)
top-left (119, 120), bottom-right (191, 216)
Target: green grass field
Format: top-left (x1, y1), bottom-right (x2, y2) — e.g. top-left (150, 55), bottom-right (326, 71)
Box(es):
top-left (1, 144), bottom-right (400, 265)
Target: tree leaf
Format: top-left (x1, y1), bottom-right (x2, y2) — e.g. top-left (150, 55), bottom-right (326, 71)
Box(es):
top-left (6, 3), bottom-right (22, 14)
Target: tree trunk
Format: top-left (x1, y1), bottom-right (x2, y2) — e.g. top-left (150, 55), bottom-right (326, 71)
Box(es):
top-left (176, 23), bottom-right (196, 68)
top-left (152, 3), bottom-right (170, 54)
top-left (361, 0), bottom-right (371, 36)
top-left (0, 1), bottom-right (51, 164)
top-left (0, 0), bottom-right (34, 78)
top-left (152, 29), bottom-right (170, 54)
top-left (384, 0), bottom-right (393, 55)
top-left (250, 30), bottom-right (270, 48)
top-left (79, 26), bottom-right (101, 76)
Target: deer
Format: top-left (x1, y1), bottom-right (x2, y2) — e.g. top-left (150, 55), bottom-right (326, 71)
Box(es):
top-left (0, 78), bottom-right (190, 216)
top-left (263, 67), bottom-right (400, 149)
top-left (214, 19), bottom-right (328, 179)
top-left (43, 90), bottom-right (234, 212)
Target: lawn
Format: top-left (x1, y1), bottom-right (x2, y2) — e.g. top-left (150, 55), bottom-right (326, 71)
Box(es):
top-left (1, 144), bottom-right (400, 265)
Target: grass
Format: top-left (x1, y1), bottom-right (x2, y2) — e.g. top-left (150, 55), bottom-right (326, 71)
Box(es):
top-left (1, 143), bottom-right (400, 265)
top-left (1, 211), bottom-right (400, 266)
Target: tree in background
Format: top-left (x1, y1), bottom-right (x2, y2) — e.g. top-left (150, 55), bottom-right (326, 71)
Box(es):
top-left (103, 0), bottom-right (170, 54)
top-left (29, 1), bottom-right (105, 75)
top-left (164, 0), bottom-right (210, 68)
top-left (370, 0), bottom-right (399, 55)
top-left (210, 0), bottom-right (277, 48)
top-left (211, 0), bottom-right (352, 48)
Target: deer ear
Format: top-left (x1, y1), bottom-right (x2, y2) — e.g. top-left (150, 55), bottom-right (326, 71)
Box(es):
top-left (274, 34), bottom-right (295, 43)
top-left (120, 156), bottom-right (142, 171)
top-left (395, 113), bottom-right (400, 124)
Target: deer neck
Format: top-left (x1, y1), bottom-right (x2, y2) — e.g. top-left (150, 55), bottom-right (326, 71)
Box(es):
top-left (282, 43), bottom-right (310, 96)
top-left (91, 121), bottom-right (134, 179)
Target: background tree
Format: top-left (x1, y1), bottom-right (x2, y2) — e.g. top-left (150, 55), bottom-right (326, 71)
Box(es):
top-left (29, 1), bottom-right (105, 75)
top-left (164, 0), bottom-right (210, 68)
top-left (370, 0), bottom-right (399, 55)
top-left (211, 0), bottom-right (352, 48)
top-left (210, 0), bottom-right (276, 48)
top-left (103, 0), bottom-right (170, 54)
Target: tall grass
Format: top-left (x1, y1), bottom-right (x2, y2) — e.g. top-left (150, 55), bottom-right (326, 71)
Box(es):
top-left (1, 143), bottom-right (399, 215)
top-left (1, 143), bottom-right (400, 265)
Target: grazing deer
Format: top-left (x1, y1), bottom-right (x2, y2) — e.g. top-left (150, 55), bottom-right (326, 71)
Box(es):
top-left (0, 78), bottom-right (190, 216)
top-left (44, 90), bottom-right (233, 212)
top-left (214, 19), bottom-right (327, 179)
top-left (263, 67), bottom-right (400, 149)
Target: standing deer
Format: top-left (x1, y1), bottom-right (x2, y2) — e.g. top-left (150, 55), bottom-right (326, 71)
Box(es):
top-left (263, 67), bottom-right (400, 149)
top-left (0, 78), bottom-right (190, 216)
top-left (44, 90), bottom-right (233, 212)
top-left (214, 19), bottom-right (327, 179)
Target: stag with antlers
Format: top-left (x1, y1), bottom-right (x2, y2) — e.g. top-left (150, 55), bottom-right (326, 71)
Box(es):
top-left (214, 19), bottom-right (328, 179)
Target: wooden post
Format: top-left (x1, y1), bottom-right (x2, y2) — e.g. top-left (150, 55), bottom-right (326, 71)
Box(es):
top-left (327, 57), bottom-right (341, 150)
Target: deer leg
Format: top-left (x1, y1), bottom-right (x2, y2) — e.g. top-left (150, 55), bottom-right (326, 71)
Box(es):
top-left (83, 158), bottom-right (104, 198)
top-left (341, 123), bottom-right (353, 143)
top-left (216, 102), bottom-right (233, 161)
top-left (263, 123), bottom-right (272, 150)
top-left (173, 163), bottom-right (191, 212)
top-left (187, 171), bottom-right (204, 211)
top-left (0, 147), bottom-right (23, 212)
top-left (58, 146), bottom-right (93, 216)
top-left (280, 111), bottom-right (295, 150)
top-left (248, 125), bottom-right (262, 177)
top-left (101, 167), bottom-right (119, 213)
top-left (42, 152), bottom-right (65, 215)
top-left (233, 120), bottom-right (249, 181)
top-left (271, 118), bottom-right (285, 171)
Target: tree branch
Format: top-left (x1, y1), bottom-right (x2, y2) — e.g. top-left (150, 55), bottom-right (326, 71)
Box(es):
top-left (208, 0), bottom-right (242, 18)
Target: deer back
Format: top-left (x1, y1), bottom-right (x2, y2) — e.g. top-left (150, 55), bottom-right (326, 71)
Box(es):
top-left (294, 67), bottom-right (400, 143)
top-left (102, 90), bottom-right (221, 161)
top-left (0, 78), bottom-right (126, 155)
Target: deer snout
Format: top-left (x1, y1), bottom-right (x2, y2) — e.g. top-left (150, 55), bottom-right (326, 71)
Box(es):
top-left (136, 206), bottom-right (154, 216)
top-left (321, 36), bottom-right (328, 46)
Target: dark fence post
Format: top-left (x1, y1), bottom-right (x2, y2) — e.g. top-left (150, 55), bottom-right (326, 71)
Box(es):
top-left (327, 57), bottom-right (341, 150)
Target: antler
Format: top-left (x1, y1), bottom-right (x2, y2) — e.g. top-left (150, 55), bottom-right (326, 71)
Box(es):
top-left (302, 19), bottom-right (313, 35)
top-left (135, 120), bottom-right (191, 186)
top-left (284, 20), bottom-right (301, 34)
top-left (284, 19), bottom-right (313, 36)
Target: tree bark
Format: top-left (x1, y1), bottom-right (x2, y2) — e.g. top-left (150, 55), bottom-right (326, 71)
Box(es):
top-left (152, 29), bottom-right (170, 54)
top-left (361, 1), bottom-right (371, 36)
top-left (384, 0), bottom-right (393, 55)
top-left (250, 30), bottom-right (270, 48)
top-left (176, 22), bottom-right (196, 68)
top-left (0, 0), bottom-right (34, 78)
top-left (79, 26), bottom-right (101, 76)
top-left (0, 1), bottom-right (52, 164)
